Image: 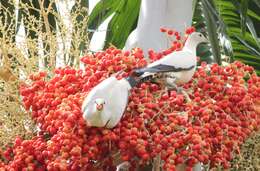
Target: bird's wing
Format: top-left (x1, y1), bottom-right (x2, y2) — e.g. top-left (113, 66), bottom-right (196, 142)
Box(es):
top-left (134, 64), bottom-right (195, 74)
top-left (149, 50), bottom-right (196, 68)
top-left (133, 50), bottom-right (196, 75)
top-left (105, 80), bottom-right (130, 128)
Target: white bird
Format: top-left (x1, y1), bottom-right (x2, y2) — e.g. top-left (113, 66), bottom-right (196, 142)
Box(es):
top-left (132, 32), bottom-right (208, 89)
top-left (81, 74), bottom-right (151, 128)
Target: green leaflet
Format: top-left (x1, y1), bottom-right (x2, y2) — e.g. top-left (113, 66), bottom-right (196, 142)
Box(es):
top-left (240, 0), bottom-right (249, 37)
top-left (87, 0), bottom-right (121, 40)
top-left (104, 0), bottom-right (141, 49)
top-left (201, 0), bottom-right (222, 65)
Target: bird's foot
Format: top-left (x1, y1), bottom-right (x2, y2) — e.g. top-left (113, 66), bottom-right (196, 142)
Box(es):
top-left (116, 161), bottom-right (130, 171)
top-left (176, 86), bottom-right (183, 94)
top-left (165, 83), bottom-right (178, 92)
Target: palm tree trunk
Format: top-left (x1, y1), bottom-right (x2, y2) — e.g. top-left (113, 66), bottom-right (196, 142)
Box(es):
top-left (124, 0), bottom-right (193, 56)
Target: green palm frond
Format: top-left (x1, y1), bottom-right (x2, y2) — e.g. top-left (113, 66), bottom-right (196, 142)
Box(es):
top-left (216, 0), bottom-right (260, 70)
top-left (193, 0), bottom-right (260, 73)
top-left (88, 0), bottom-right (141, 49)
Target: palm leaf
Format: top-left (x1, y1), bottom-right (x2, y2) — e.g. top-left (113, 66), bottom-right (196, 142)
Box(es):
top-left (193, 0), bottom-right (260, 73)
top-left (87, 0), bottom-right (141, 49)
top-left (240, 0), bottom-right (249, 37)
top-left (253, 0), bottom-right (260, 8)
top-left (193, 0), bottom-right (223, 64)
top-left (87, 0), bottom-right (121, 40)
top-left (230, 0), bottom-right (260, 49)
top-left (234, 36), bottom-right (260, 56)
top-left (104, 0), bottom-right (141, 49)
top-left (215, 0), bottom-right (260, 73)
top-left (204, 0), bottom-right (223, 64)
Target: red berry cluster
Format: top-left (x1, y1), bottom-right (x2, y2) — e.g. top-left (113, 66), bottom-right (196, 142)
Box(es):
top-left (1, 136), bottom-right (47, 171)
top-left (1, 28), bottom-right (260, 171)
top-left (149, 27), bottom-right (195, 62)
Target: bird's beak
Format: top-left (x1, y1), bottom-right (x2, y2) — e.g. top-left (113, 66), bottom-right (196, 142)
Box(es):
top-left (201, 35), bottom-right (209, 44)
top-left (200, 38), bottom-right (209, 45)
top-left (96, 104), bottom-right (103, 111)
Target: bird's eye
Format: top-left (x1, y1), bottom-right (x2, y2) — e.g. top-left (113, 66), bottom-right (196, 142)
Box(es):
top-left (199, 34), bottom-right (202, 37)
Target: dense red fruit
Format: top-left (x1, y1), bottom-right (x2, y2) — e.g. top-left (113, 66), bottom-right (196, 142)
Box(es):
top-left (1, 28), bottom-right (260, 170)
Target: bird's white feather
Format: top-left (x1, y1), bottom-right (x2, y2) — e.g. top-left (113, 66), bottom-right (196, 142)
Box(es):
top-left (82, 76), bottom-right (131, 128)
top-left (104, 79), bottom-right (130, 128)
top-left (148, 50), bottom-right (196, 69)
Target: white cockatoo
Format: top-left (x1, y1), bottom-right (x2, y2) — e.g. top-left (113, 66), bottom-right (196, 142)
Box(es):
top-left (132, 32), bottom-right (208, 89)
top-left (81, 74), bottom-right (150, 128)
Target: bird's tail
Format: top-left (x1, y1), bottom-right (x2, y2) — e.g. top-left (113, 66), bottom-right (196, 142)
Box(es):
top-left (131, 67), bottom-right (147, 77)
top-left (126, 73), bottom-right (160, 88)
top-left (139, 73), bottom-right (159, 83)
top-left (125, 76), bottom-right (138, 88)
